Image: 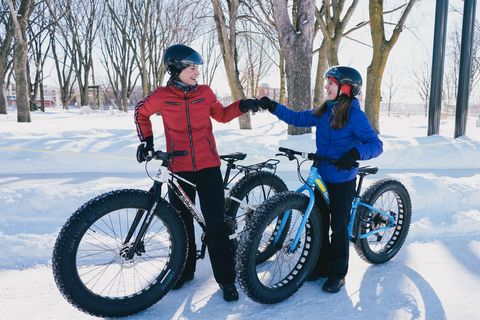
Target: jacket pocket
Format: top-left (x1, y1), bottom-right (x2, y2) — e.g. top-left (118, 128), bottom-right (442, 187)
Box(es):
top-left (165, 101), bottom-right (180, 105)
top-left (192, 98), bottom-right (205, 104)
top-left (206, 137), bottom-right (216, 156)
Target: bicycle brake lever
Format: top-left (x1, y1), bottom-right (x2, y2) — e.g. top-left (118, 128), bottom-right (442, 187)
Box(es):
top-left (145, 150), bottom-right (154, 162)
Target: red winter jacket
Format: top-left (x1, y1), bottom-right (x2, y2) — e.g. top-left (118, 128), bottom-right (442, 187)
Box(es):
top-left (134, 84), bottom-right (244, 172)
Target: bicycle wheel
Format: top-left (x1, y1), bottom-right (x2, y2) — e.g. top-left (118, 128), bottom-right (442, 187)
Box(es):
top-left (236, 191), bottom-right (322, 304)
top-left (52, 189), bottom-right (188, 318)
top-left (353, 179), bottom-right (412, 264)
top-left (225, 171), bottom-right (289, 262)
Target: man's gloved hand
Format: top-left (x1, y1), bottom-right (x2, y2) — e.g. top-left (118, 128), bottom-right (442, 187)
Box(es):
top-left (239, 98), bottom-right (259, 112)
top-left (337, 148), bottom-right (360, 171)
top-left (258, 96), bottom-right (277, 112)
top-left (136, 136), bottom-right (154, 163)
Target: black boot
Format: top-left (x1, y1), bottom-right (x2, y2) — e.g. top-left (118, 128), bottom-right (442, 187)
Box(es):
top-left (322, 277), bottom-right (345, 293)
top-left (219, 283), bottom-right (239, 302)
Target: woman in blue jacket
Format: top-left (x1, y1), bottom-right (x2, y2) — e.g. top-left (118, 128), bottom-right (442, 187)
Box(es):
top-left (258, 66), bottom-right (383, 294)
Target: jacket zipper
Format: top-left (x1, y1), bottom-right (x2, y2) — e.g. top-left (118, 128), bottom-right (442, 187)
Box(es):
top-left (185, 91), bottom-right (196, 171)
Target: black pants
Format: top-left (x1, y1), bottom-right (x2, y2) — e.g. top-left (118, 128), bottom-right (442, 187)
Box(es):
top-left (168, 166), bottom-right (236, 285)
top-left (312, 178), bottom-right (356, 279)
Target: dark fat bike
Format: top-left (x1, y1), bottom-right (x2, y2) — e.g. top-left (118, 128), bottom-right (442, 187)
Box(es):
top-left (52, 150), bottom-right (287, 318)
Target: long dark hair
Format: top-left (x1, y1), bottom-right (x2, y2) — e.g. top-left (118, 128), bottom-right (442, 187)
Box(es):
top-left (312, 94), bottom-right (354, 129)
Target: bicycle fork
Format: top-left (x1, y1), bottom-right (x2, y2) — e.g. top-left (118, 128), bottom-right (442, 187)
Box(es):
top-left (123, 163), bottom-right (170, 260)
top-left (122, 179), bottom-right (163, 260)
top-left (275, 166), bottom-right (325, 253)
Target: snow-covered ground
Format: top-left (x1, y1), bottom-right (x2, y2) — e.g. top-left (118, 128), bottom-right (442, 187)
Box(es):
top-left (1, 107), bottom-right (479, 319)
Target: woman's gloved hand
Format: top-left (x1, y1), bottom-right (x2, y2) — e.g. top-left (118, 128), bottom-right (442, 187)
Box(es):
top-left (136, 136), bottom-right (154, 163)
top-left (337, 148), bottom-right (360, 171)
top-left (258, 96), bottom-right (277, 112)
top-left (239, 99), bottom-right (259, 112)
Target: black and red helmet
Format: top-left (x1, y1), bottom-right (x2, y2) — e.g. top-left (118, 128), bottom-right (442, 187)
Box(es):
top-left (325, 66), bottom-right (362, 96)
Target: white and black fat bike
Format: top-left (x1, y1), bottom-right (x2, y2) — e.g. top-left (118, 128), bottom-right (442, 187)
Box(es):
top-left (52, 150), bottom-right (287, 317)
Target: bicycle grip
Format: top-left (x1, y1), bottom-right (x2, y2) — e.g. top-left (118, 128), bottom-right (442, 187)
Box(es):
top-left (173, 150), bottom-right (188, 157)
top-left (278, 147), bottom-right (302, 155)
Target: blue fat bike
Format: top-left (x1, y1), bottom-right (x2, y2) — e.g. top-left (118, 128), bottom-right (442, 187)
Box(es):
top-left (235, 147), bottom-right (412, 304)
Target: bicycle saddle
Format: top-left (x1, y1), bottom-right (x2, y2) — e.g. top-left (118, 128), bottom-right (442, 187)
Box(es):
top-left (220, 152), bottom-right (247, 161)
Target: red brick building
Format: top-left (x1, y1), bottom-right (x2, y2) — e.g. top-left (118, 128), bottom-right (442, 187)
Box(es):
top-left (256, 83), bottom-right (288, 107)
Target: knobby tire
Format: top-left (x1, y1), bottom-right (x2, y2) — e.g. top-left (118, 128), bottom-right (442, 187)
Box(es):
top-left (52, 189), bottom-right (188, 318)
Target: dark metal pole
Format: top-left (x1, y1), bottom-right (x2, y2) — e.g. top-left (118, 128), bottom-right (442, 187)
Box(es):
top-left (428, 0), bottom-right (448, 136)
top-left (454, 0), bottom-right (477, 138)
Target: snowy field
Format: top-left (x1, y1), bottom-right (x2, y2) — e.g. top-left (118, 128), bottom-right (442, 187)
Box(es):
top-left (1, 107), bottom-right (480, 320)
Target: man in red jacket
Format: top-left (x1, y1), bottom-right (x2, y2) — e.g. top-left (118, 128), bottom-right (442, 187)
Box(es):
top-left (134, 44), bottom-right (258, 302)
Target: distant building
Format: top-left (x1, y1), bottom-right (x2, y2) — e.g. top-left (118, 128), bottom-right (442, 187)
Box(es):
top-left (5, 85), bottom-right (59, 108)
top-left (256, 83), bottom-right (288, 106)
top-left (6, 95), bottom-right (56, 108)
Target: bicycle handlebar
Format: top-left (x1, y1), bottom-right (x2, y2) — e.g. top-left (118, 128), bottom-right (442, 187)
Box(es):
top-left (277, 147), bottom-right (358, 169)
top-left (146, 150), bottom-right (188, 162)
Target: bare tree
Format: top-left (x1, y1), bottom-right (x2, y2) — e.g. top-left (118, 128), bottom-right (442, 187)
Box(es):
top-left (212, 0), bottom-right (255, 129)
top-left (272, 0), bottom-right (316, 135)
top-left (27, 1), bottom-right (53, 112)
top-left (364, 0), bottom-right (417, 133)
top-left (313, 0), bottom-right (360, 107)
top-left (7, 0), bottom-right (35, 122)
top-left (49, 0), bottom-right (105, 106)
top-left (0, 2), bottom-right (14, 115)
top-left (448, 25), bottom-right (480, 97)
top-left (245, 0), bottom-right (287, 104)
top-left (102, 0), bottom-right (139, 112)
top-left (199, 28), bottom-right (222, 87)
top-left (382, 68), bottom-right (400, 117)
top-left (411, 57), bottom-right (431, 117)
top-left (238, 20), bottom-right (272, 98)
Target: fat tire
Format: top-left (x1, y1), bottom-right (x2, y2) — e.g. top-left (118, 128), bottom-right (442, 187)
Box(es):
top-left (353, 179), bottom-right (412, 264)
top-left (225, 171), bottom-right (288, 225)
top-left (225, 171), bottom-right (289, 262)
top-left (52, 189), bottom-right (187, 318)
top-left (235, 191), bottom-right (322, 304)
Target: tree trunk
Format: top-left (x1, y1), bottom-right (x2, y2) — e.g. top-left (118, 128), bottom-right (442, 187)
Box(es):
top-left (313, 40), bottom-right (328, 108)
top-left (211, 0), bottom-right (251, 129)
top-left (8, 0), bottom-right (33, 122)
top-left (13, 33), bottom-right (31, 122)
top-left (365, 0), bottom-right (417, 133)
top-left (278, 49), bottom-right (287, 105)
top-left (273, 0), bottom-right (316, 135)
top-left (0, 28), bottom-right (13, 115)
top-left (365, 62), bottom-right (384, 132)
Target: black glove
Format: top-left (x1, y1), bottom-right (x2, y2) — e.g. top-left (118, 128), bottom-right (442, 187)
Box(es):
top-left (337, 148), bottom-right (360, 171)
top-left (258, 96), bottom-right (277, 112)
top-left (136, 135), bottom-right (154, 163)
top-left (239, 98), bottom-right (259, 112)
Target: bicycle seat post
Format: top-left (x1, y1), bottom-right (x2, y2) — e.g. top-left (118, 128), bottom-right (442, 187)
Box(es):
top-left (356, 173), bottom-right (366, 197)
top-left (223, 159), bottom-right (236, 189)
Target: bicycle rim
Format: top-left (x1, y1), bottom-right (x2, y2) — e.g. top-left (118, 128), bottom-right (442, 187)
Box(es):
top-left (75, 208), bottom-right (172, 298)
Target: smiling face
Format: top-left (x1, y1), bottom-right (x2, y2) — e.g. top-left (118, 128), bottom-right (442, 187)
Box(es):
top-left (325, 78), bottom-right (339, 101)
top-left (178, 65), bottom-right (200, 86)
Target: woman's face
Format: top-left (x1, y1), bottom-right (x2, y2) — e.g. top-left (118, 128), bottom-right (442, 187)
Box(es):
top-left (325, 78), bottom-right (339, 101)
top-left (178, 65), bottom-right (200, 86)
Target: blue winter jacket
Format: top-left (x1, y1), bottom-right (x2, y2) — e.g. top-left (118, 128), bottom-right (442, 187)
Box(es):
top-left (272, 98), bottom-right (383, 183)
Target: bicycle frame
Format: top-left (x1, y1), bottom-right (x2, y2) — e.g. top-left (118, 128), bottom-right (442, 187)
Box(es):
top-left (125, 152), bottom-right (281, 260)
top-left (276, 159), bottom-right (396, 254)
